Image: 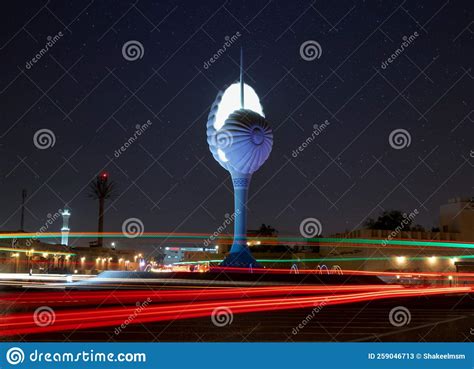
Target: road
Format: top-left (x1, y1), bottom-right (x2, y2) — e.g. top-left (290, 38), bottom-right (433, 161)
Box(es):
top-left (1, 288), bottom-right (472, 342)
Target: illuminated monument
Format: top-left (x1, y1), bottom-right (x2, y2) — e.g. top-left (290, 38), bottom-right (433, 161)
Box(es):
top-left (60, 208), bottom-right (71, 246)
top-left (206, 50), bottom-right (273, 267)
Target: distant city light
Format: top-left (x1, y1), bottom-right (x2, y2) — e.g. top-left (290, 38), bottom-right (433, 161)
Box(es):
top-left (396, 256), bottom-right (406, 265)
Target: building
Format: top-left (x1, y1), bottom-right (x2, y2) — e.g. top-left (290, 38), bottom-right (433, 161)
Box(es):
top-left (164, 246), bottom-right (218, 265)
top-left (0, 232), bottom-right (74, 274)
top-left (440, 197), bottom-right (474, 240)
top-left (323, 197), bottom-right (474, 273)
top-left (0, 232), bottom-right (141, 274)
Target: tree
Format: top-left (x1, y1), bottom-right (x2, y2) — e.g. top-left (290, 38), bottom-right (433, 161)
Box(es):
top-left (256, 223), bottom-right (278, 237)
top-left (364, 210), bottom-right (413, 230)
top-left (87, 171), bottom-right (116, 247)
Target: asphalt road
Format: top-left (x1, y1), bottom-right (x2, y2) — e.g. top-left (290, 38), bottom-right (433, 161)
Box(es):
top-left (2, 295), bottom-right (472, 342)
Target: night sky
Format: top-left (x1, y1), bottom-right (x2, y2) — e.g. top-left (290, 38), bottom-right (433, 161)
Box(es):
top-left (0, 0), bottom-right (473, 247)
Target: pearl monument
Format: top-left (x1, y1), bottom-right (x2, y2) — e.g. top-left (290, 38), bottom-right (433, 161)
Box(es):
top-left (206, 51), bottom-right (273, 268)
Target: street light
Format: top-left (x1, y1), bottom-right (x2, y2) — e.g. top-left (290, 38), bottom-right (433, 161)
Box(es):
top-left (396, 256), bottom-right (406, 265)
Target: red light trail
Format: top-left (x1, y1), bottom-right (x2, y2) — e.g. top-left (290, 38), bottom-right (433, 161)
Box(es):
top-left (0, 285), bottom-right (405, 307)
top-left (211, 266), bottom-right (474, 278)
top-left (0, 286), bottom-right (471, 336)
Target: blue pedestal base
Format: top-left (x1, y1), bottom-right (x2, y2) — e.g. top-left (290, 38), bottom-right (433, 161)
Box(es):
top-left (220, 250), bottom-right (262, 269)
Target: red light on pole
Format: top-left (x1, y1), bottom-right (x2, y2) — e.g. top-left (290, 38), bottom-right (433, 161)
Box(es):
top-left (99, 171), bottom-right (109, 181)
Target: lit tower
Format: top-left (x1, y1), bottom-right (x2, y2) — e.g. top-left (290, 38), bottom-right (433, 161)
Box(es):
top-left (60, 208), bottom-right (71, 246)
top-left (206, 49), bottom-right (273, 267)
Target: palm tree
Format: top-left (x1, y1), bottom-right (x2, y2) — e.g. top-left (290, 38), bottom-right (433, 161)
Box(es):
top-left (87, 172), bottom-right (116, 247)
